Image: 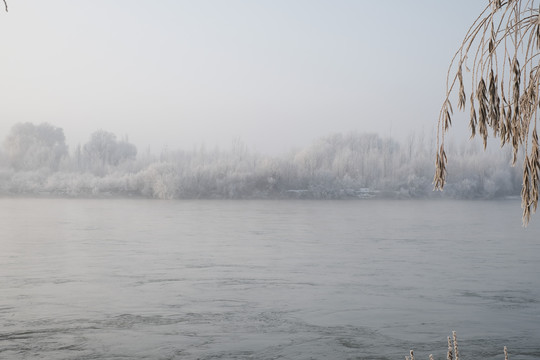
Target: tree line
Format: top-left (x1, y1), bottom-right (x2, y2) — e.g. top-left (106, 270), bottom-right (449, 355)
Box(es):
top-left (0, 122), bottom-right (522, 200)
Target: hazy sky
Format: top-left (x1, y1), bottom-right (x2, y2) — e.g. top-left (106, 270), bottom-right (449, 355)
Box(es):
top-left (0, 1), bottom-right (485, 154)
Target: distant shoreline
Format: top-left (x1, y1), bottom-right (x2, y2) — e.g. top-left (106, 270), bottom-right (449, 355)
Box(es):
top-left (0, 191), bottom-right (521, 202)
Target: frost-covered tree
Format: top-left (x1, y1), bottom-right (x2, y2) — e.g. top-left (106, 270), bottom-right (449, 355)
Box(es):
top-left (3, 122), bottom-right (68, 171)
top-left (82, 130), bottom-right (137, 174)
top-left (113, 140), bottom-right (138, 165)
top-left (83, 130), bottom-right (117, 168)
top-left (436, 0), bottom-right (540, 224)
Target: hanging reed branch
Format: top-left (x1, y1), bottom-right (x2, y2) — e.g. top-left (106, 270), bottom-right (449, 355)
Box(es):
top-left (435, 0), bottom-right (540, 225)
top-left (2, 0), bottom-right (7, 12)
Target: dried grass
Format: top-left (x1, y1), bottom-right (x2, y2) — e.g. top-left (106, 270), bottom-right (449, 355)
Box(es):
top-left (447, 336), bottom-right (453, 360)
top-left (407, 331), bottom-right (508, 360)
top-left (436, 0), bottom-right (540, 225)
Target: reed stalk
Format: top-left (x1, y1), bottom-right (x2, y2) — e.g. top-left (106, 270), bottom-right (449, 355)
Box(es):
top-left (407, 331), bottom-right (508, 359)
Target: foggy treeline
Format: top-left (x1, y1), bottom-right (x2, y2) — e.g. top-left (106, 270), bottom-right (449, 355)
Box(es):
top-left (0, 122), bottom-right (522, 200)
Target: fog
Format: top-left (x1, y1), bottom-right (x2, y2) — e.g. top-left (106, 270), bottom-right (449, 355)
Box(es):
top-left (0, 1), bottom-right (486, 154)
top-left (0, 122), bottom-right (522, 200)
top-left (2, 3), bottom-right (537, 359)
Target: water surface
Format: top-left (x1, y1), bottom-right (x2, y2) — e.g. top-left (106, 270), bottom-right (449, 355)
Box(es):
top-left (1, 199), bottom-right (539, 359)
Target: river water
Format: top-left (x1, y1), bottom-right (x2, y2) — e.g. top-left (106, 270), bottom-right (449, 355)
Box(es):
top-left (0, 198), bottom-right (539, 359)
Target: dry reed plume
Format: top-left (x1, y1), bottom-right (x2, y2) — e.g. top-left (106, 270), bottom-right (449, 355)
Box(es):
top-left (406, 331), bottom-right (508, 360)
top-left (436, 0), bottom-right (540, 225)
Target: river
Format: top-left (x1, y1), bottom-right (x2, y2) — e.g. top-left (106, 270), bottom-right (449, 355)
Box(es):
top-left (1, 198), bottom-right (539, 359)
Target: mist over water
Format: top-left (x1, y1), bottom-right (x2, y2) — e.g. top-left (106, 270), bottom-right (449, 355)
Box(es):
top-left (1, 198), bottom-right (539, 359)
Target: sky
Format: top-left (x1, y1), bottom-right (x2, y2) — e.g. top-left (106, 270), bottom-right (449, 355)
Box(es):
top-left (0, 1), bottom-right (487, 155)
